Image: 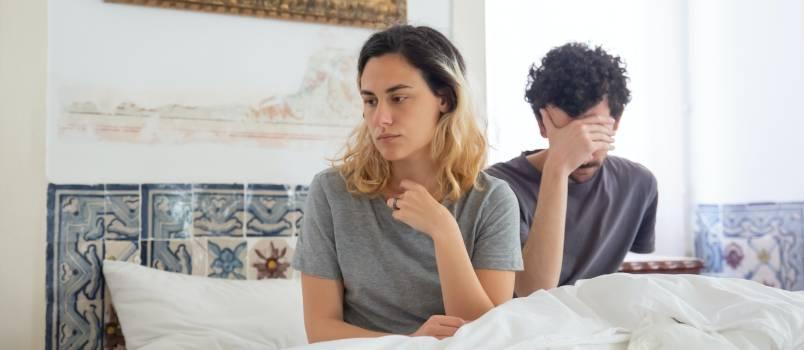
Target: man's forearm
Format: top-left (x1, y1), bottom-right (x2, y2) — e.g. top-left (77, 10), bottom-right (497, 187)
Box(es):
top-left (515, 165), bottom-right (568, 296)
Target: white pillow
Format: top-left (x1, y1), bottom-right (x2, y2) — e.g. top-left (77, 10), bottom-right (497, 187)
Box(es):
top-left (103, 260), bottom-right (307, 350)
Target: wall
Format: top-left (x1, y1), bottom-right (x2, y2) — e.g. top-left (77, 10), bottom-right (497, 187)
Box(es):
top-left (0, 0), bottom-right (48, 348)
top-left (688, 0), bottom-right (804, 204)
top-left (47, 0), bottom-right (452, 185)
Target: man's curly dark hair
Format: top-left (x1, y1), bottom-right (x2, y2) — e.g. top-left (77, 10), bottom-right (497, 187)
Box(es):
top-left (525, 42), bottom-right (630, 120)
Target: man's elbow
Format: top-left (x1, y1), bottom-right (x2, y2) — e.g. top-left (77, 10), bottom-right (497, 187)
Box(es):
top-left (514, 277), bottom-right (558, 297)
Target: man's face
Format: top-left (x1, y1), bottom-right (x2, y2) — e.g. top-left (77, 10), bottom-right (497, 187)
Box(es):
top-left (538, 97), bottom-right (620, 182)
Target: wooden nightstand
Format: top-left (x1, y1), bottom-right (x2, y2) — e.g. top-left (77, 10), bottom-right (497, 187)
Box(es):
top-left (619, 254), bottom-right (704, 275)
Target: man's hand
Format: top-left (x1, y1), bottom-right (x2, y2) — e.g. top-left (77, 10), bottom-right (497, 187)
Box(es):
top-left (540, 107), bottom-right (616, 175)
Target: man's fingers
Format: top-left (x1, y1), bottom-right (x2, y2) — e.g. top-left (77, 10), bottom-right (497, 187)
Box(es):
top-left (592, 141), bottom-right (616, 151)
top-left (584, 124), bottom-right (616, 137)
top-left (581, 115), bottom-right (616, 126)
top-left (589, 133), bottom-right (615, 143)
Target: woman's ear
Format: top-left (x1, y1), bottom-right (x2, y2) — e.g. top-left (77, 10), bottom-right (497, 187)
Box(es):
top-left (438, 95), bottom-right (450, 114)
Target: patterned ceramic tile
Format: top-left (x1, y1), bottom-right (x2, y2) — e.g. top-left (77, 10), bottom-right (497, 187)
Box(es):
top-left (694, 204), bottom-right (723, 273)
top-left (104, 240), bottom-right (140, 264)
top-left (102, 303), bottom-right (126, 350)
top-left (247, 238), bottom-right (296, 280)
top-left (49, 184), bottom-right (107, 242)
top-left (292, 185), bottom-right (309, 236)
top-left (695, 202), bottom-right (804, 291)
top-left (141, 239), bottom-right (207, 276)
top-left (142, 184), bottom-right (192, 239)
top-left (103, 185), bottom-right (140, 241)
top-left (245, 184), bottom-right (293, 237)
top-left (45, 240), bottom-right (105, 350)
top-left (45, 182), bottom-right (306, 350)
top-left (193, 184), bottom-right (245, 237)
top-left (46, 185), bottom-right (108, 350)
top-left (207, 238), bottom-right (248, 279)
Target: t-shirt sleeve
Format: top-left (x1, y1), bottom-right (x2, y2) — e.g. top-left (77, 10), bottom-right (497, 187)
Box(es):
top-left (291, 173), bottom-right (342, 280)
top-left (472, 182), bottom-right (524, 271)
top-left (630, 175), bottom-right (657, 253)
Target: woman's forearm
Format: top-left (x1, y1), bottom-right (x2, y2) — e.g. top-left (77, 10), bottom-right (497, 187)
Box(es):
top-left (306, 318), bottom-right (391, 343)
top-left (431, 223), bottom-right (495, 321)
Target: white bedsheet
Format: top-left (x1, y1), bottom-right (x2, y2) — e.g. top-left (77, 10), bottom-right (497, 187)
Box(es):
top-left (290, 273), bottom-right (804, 350)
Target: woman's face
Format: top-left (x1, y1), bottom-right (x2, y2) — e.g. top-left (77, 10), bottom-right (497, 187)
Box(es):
top-left (359, 53), bottom-right (448, 163)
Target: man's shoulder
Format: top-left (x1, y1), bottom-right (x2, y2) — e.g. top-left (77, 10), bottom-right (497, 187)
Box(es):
top-left (486, 152), bottom-right (534, 183)
top-left (604, 156), bottom-right (657, 191)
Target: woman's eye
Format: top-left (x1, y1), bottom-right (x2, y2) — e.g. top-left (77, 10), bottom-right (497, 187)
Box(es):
top-left (363, 99), bottom-right (377, 106)
top-left (392, 96), bottom-right (408, 103)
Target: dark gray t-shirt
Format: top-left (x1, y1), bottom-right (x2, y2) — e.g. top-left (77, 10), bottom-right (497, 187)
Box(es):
top-left (291, 168), bottom-right (523, 334)
top-left (486, 150), bottom-right (657, 286)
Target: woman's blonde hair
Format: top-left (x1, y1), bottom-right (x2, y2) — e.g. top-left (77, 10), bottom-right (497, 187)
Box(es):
top-left (332, 25), bottom-right (487, 202)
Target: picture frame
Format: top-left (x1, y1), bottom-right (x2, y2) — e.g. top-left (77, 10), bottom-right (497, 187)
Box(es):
top-left (105, 0), bottom-right (407, 29)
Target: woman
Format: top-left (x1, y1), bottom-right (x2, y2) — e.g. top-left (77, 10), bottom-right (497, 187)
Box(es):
top-left (291, 25), bottom-right (522, 342)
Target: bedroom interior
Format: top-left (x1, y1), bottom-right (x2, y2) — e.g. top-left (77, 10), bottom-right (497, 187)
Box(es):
top-left (1, 0), bottom-right (803, 348)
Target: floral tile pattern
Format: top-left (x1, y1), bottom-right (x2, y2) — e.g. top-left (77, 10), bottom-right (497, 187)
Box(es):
top-left (694, 202), bottom-right (804, 291)
top-left (247, 238), bottom-right (295, 280)
top-left (207, 238), bottom-right (247, 279)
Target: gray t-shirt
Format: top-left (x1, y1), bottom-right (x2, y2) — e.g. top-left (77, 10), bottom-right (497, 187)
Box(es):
top-left (291, 168), bottom-right (523, 334)
top-left (486, 150), bottom-right (657, 286)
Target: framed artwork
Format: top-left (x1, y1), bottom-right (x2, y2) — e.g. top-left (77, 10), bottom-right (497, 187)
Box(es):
top-left (105, 0), bottom-right (407, 29)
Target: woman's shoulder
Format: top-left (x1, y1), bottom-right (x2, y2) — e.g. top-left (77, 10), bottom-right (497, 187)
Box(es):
top-left (468, 171), bottom-right (517, 203)
top-left (310, 167), bottom-right (348, 193)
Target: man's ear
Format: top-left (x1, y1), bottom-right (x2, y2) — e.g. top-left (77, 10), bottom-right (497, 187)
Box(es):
top-left (537, 118), bottom-right (547, 138)
top-left (613, 116), bottom-right (621, 131)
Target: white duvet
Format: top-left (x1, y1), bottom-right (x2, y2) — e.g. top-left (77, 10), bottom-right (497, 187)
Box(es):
top-left (290, 273), bottom-right (804, 350)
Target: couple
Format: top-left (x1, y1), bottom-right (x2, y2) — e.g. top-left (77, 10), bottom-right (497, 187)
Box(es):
top-left (292, 25), bottom-right (657, 342)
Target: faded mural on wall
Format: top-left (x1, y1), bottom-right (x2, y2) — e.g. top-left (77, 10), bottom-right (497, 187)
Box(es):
top-left (57, 49), bottom-right (360, 147)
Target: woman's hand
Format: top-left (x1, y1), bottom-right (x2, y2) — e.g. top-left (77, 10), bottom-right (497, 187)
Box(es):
top-left (386, 180), bottom-right (459, 239)
top-left (409, 315), bottom-right (466, 339)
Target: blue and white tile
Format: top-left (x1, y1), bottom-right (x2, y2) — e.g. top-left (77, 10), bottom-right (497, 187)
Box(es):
top-left (207, 238), bottom-right (247, 280)
top-left (142, 184), bottom-right (192, 240)
top-left (48, 184), bottom-right (107, 242)
top-left (45, 239), bottom-right (105, 350)
top-left (193, 184), bottom-right (245, 237)
top-left (695, 202), bottom-right (804, 291)
top-left (245, 184), bottom-right (293, 237)
top-left (141, 239), bottom-right (207, 276)
top-left (694, 204), bottom-right (723, 274)
top-left (104, 240), bottom-right (140, 264)
top-left (291, 185), bottom-right (309, 236)
top-left (247, 237), bottom-right (296, 280)
top-left (103, 185), bottom-right (140, 241)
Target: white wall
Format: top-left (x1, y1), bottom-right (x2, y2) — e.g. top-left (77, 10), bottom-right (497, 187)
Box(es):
top-left (451, 0), bottom-right (486, 126)
top-left (688, 0), bottom-right (804, 204)
top-left (46, 0), bottom-right (451, 185)
top-left (0, 0), bottom-right (47, 348)
top-left (484, 0), bottom-right (689, 256)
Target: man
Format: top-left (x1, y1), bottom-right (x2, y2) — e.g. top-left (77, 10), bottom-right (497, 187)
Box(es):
top-left (487, 42), bottom-right (657, 296)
